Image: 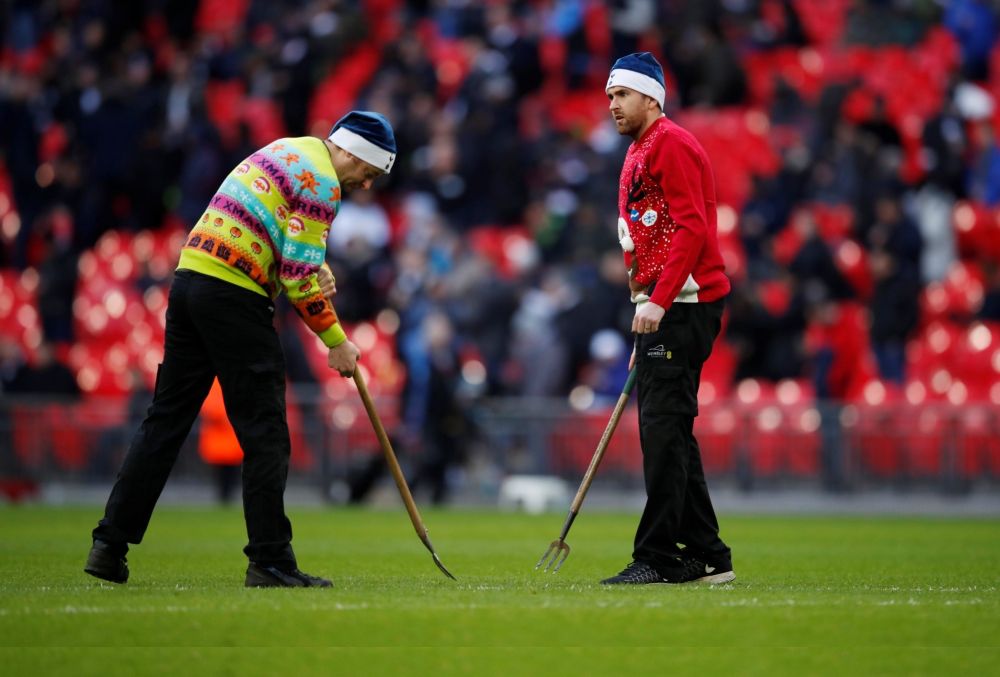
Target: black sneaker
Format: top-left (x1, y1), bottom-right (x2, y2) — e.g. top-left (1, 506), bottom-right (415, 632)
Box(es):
top-left (245, 562), bottom-right (332, 588)
top-left (666, 556), bottom-right (736, 584)
top-left (84, 541), bottom-right (129, 584)
top-left (600, 560), bottom-right (666, 585)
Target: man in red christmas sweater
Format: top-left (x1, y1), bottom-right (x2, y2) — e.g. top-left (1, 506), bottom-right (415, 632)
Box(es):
top-left (601, 52), bottom-right (736, 585)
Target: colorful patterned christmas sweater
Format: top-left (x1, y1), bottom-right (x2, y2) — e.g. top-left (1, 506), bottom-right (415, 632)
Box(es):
top-left (177, 137), bottom-right (347, 347)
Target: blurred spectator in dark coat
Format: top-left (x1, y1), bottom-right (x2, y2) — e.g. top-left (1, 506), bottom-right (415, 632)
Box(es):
top-left (921, 92), bottom-right (969, 198)
top-left (326, 190), bottom-right (394, 322)
top-left (788, 210), bottom-right (855, 301)
top-left (6, 341), bottom-right (80, 398)
top-left (979, 261), bottom-right (1000, 322)
top-left (610, 0), bottom-right (657, 69)
top-left (807, 123), bottom-right (863, 207)
top-left (35, 206), bottom-right (78, 344)
top-left (508, 268), bottom-right (573, 395)
top-left (400, 310), bottom-right (470, 505)
top-left (866, 195), bottom-right (923, 276)
top-left (0, 339), bottom-right (26, 394)
top-left (175, 121), bottom-right (226, 226)
top-left (664, 21), bottom-right (747, 107)
top-left (868, 248), bottom-right (921, 383)
top-left (0, 74), bottom-right (43, 267)
top-left (726, 276), bottom-right (808, 382)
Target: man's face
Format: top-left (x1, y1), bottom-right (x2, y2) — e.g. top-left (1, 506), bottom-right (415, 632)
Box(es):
top-left (340, 155), bottom-right (385, 194)
top-left (607, 85), bottom-right (654, 137)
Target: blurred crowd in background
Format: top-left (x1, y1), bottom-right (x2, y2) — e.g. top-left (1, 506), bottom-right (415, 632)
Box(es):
top-left (1, 0), bottom-right (1000, 497)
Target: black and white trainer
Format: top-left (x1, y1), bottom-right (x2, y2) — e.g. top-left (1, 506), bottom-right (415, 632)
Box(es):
top-left (245, 562), bottom-right (333, 588)
top-left (666, 556), bottom-right (736, 584)
top-left (600, 560), bottom-right (666, 585)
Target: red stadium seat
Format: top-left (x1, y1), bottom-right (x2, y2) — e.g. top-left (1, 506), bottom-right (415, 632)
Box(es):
top-left (541, 418), bottom-right (589, 473)
top-left (899, 405), bottom-right (949, 478)
top-left (695, 403), bottom-right (738, 475)
top-left (906, 321), bottom-right (962, 384)
top-left (548, 406), bottom-right (641, 476)
top-left (793, 0), bottom-right (850, 47)
top-left (845, 379), bottom-right (905, 478)
top-left (955, 404), bottom-right (998, 478)
top-left (195, 0), bottom-right (249, 37)
top-left (702, 336), bottom-right (737, 400)
top-left (307, 45), bottom-right (381, 131)
top-left (812, 203), bottom-right (855, 243)
top-left (953, 201), bottom-right (1000, 262)
top-left (942, 261), bottom-right (986, 319)
top-left (739, 380), bottom-right (821, 479)
top-left (243, 98), bottom-right (288, 149)
top-left (950, 322), bottom-right (1000, 399)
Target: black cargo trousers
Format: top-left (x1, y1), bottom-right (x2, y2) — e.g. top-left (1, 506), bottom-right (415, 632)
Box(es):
top-left (93, 270), bottom-right (297, 567)
top-left (631, 296), bottom-right (731, 575)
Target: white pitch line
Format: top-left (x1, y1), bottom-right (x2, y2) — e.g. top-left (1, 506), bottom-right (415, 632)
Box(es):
top-left (1, 601), bottom-right (373, 616)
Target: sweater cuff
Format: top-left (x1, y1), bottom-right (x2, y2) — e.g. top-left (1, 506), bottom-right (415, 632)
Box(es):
top-left (649, 284), bottom-right (671, 308)
top-left (318, 322), bottom-right (348, 348)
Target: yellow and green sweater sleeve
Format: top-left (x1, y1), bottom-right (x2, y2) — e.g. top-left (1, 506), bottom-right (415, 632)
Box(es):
top-left (177, 137), bottom-right (347, 347)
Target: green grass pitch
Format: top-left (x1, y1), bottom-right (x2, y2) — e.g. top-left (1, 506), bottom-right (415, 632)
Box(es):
top-left (1, 505), bottom-right (997, 675)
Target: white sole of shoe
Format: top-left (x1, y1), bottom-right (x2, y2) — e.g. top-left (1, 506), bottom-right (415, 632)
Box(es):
top-left (695, 570), bottom-right (736, 584)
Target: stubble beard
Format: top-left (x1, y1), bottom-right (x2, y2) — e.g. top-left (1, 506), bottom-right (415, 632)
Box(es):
top-left (615, 114), bottom-right (640, 139)
top-left (615, 111), bottom-right (642, 139)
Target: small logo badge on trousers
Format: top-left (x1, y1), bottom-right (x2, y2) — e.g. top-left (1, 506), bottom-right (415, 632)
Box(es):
top-left (647, 344), bottom-right (671, 359)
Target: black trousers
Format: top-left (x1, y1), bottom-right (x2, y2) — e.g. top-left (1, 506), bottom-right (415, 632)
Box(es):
top-left (632, 298), bottom-right (731, 574)
top-left (93, 270), bottom-right (297, 567)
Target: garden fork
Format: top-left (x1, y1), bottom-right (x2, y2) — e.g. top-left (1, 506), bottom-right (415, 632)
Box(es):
top-left (535, 367), bottom-right (636, 572)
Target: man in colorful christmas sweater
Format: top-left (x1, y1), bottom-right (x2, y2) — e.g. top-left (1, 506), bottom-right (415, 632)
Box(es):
top-left (86, 111), bottom-right (396, 588)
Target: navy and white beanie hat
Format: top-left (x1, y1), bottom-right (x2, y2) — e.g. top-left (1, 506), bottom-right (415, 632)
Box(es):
top-left (606, 52), bottom-right (665, 108)
top-left (328, 111), bottom-right (397, 173)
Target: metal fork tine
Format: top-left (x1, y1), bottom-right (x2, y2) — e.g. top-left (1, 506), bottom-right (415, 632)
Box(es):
top-left (536, 539), bottom-right (571, 573)
top-left (535, 542), bottom-right (557, 570)
top-left (543, 548), bottom-right (556, 572)
top-left (552, 543), bottom-right (571, 573)
top-left (432, 552), bottom-right (457, 581)
top-left (545, 542), bottom-right (563, 571)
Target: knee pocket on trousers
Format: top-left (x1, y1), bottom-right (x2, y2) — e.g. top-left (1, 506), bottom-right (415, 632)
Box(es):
top-left (641, 363), bottom-right (698, 416)
top-left (241, 361), bottom-right (287, 411)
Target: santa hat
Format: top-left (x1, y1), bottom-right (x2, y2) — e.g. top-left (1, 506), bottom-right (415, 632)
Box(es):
top-left (606, 52), bottom-right (665, 108)
top-left (328, 111), bottom-right (397, 173)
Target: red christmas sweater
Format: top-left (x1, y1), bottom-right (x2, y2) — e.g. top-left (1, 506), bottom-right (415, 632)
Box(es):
top-left (618, 116), bottom-right (730, 311)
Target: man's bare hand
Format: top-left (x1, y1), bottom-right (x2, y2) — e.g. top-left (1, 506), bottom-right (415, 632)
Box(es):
top-left (317, 264), bottom-right (337, 299)
top-left (328, 340), bottom-right (360, 377)
top-left (632, 300), bottom-right (665, 334)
